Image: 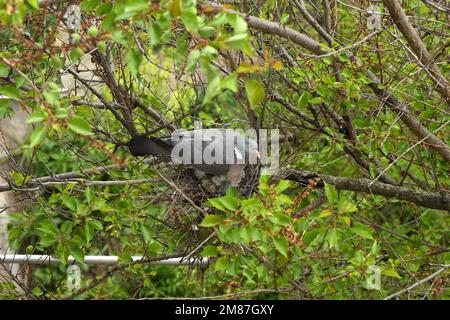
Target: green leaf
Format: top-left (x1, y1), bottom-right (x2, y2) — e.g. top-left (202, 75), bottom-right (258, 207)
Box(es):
top-left (29, 126), bottom-right (47, 148)
top-left (275, 180), bottom-right (290, 194)
top-left (26, 111), bottom-right (47, 124)
top-left (298, 92), bottom-right (309, 109)
top-left (232, 15), bottom-right (248, 34)
top-left (310, 97), bottom-right (324, 105)
top-left (148, 241), bottom-right (163, 255)
top-left (80, 0), bottom-right (99, 11)
top-left (61, 221), bottom-right (73, 234)
top-left (39, 236), bottom-right (56, 248)
top-left (169, 0), bottom-right (181, 17)
top-left (223, 33), bottom-right (249, 50)
top-left (0, 85), bottom-right (21, 100)
top-left (327, 228), bottom-right (339, 249)
top-left (112, 30), bottom-right (129, 45)
top-left (382, 267), bottom-right (401, 279)
top-left (85, 223), bottom-right (95, 243)
top-left (32, 287), bottom-right (43, 296)
top-left (207, 195), bottom-right (238, 212)
top-left (220, 73), bottom-right (238, 93)
top-left (274, 237), bottom-right (289, 257)
top-left (207, 198), bottom-right (226, 212)
top-left (201, 245), bottom-right (219, 257)
top-left (199, 215), bottom-right (226, 227)
top-left (88, 220), bottom-right (103, 231)
top-left (203, 76), bottom-right (221, 104)
top-left (96, 3), bottom-right (112, 15)
top-left (248, 226), bottom-right (261, 241)
top-left (26, 0), bottom-right (39, 10)
top-left (61, 195), bottom-right (77, 211)
top-left (0, 64), bottom-right (9, 77)
top-left (186, 50), bottom-right (200, 72)
top-left (68, 117), bottom-right (92, 136)
top-left (43, 85), bottom-right (60, 106)
top-left (218, 196), bottom-right (238, 212)
top-left (70, 247), bottom-right (85, 263)
top-left (149, 22), bottom-right (162, 46)
top-left (37, 220), bottom-right (58, 237)
top-left (115, 0), bottom-right (148, 20)
top-left (214, 256), bottom-right (228, 272)
top-left (0, 99), bottom-right (13, 118)
top-left (127, 49), bottom-right (141, 75)
top-left (245, 79), bottom-right (265, 108)
top-left (324, 183), bottom-right (338, 205)
top-left (351, 224), bottom-right (374, 240)
top-left (102, 12), bottom-right (117, 31)
top-left (226, 187), bottom-right (239, 198)
top-left (318, 209), bottom-right (333, 218)
top-left (49, 56), bottom-right (63, 68)
top-left (303, 229), bottom-right (320, 247)
top-left (141, 225), bottom-right (154, 242)
top-left (181, 11), bottom-right (200, 34)
top-left (55, 107), bottom-right (68, 119)
top-left (85, 187), bottom-right (95, 203)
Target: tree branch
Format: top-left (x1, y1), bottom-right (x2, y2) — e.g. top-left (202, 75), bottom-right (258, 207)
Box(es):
top-left (282, 169), bottom-right (450, 211)
top-left (204, 2), bottom-right (450, 163)
top-left (382, 0), bottom-right (449, 104)
top-left (384, 265), bottom-right (448, 300)
top-left (0, 159), bottom-right (156, 193)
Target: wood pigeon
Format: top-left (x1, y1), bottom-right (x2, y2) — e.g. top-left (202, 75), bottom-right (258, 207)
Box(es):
top-left (128, 129), bottom-right (260, 187)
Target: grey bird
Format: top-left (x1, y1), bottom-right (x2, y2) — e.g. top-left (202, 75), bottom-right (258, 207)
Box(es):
top-left (128, 129), bottom-right (259, 186)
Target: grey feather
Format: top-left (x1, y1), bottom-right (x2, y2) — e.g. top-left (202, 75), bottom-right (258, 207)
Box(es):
top-left (128, 129), bottom-right (259, 183)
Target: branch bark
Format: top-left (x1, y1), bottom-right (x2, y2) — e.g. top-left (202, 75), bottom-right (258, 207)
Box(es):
top-left (382, 0), bottom-right (449, 104)
top-left (204, 2), bottom-right (450, 163)
top-left (0, 159), bottom-right (156, 192)
top-left (282, 169), bottom-right (450, 211)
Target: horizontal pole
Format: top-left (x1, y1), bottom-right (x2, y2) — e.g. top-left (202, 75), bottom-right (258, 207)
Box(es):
top-left (0, 254), bottom-right (209, 267)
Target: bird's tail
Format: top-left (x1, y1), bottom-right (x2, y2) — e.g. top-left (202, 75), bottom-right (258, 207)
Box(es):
top-left (128, 136), bottom-right (173, 157)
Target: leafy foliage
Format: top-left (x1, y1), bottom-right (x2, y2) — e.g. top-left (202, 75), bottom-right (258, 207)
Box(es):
top-left (0, 0), bottom-right (448, 300)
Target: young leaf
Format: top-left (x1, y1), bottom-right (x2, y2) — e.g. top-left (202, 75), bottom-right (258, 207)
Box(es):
top-left (127, 49), bottom-right (142, 75)
top-left (274, 237), bottom-right (289, 257)
top-left (68, 117), bottom-right (92, 136)
top-left (324, 183), bottom-right (338, 205)
top-left (199, 215), bottom-right (226, 227)
top-left (298, 92), bottom-right (309, 109)
top-left (327, 228), bottom-right (339, 249)
top-left (142, 225), bottom-right (154, 242)
top-left (70, 247), bottom-right (85, 263)
top-left (245, 79), bottom-right (265, 108)
top-left (29, 126), bottom-right (47, 148)
top-left (351, 224), bottom-right (374, 240)
top-left (0, 85), bottom-right (21, 100)
top-left (201, 245), bottom-right (219, 257)
top-left (27, 111), bottom-right (47, 124)
top-left (218, 195), bottom-right (238, 212)
top-left (275, 180), bottom-right (290, 194)
top-left (319, 209), bottom-right (333, 218)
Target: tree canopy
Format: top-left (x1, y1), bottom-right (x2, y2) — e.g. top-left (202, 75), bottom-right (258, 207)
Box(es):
top-left (0, 0), bottom-right (448, 299)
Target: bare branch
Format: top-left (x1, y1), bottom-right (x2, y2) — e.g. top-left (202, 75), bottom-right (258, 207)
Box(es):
top-left (282, 169), bottom-right (450, 211)
top-left (205, 2), bottom-right (450, 163)
top-left (382, 0), bottom-right (450, 103)
top-left (384, 265), bottom-right (449, 300)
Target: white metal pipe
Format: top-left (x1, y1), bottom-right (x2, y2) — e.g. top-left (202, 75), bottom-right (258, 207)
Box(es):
top-left (0, 254), bottom-right (209, 267)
